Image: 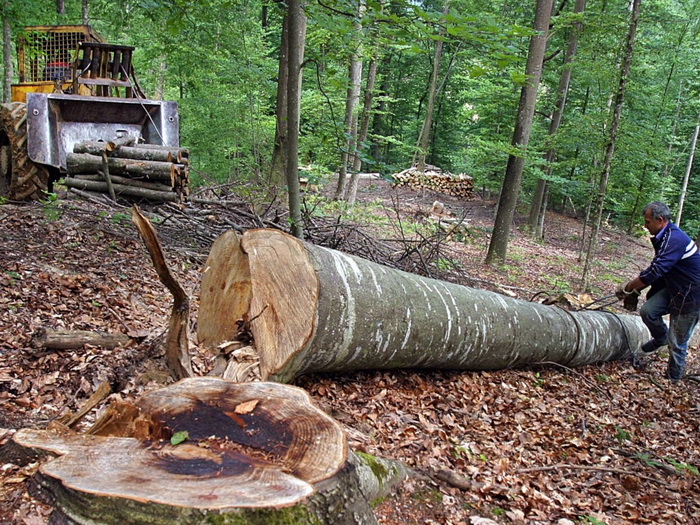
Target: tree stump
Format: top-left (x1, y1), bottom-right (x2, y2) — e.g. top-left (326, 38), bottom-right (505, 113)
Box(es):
top-left (10, 378), bottom-right (381, 524)
top-left (198, 229), bottom-right (650, 382)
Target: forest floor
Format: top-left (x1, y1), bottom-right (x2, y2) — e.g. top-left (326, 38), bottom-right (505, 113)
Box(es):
top-left (1, 176), bottom-right (699, 525)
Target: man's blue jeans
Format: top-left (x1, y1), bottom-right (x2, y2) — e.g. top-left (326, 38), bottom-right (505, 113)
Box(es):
top-left (639, 288), bottom-right (699, 380)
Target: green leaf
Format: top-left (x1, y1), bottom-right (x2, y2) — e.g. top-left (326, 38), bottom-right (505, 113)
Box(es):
top-left (171, 430), bottom-right (189, 445)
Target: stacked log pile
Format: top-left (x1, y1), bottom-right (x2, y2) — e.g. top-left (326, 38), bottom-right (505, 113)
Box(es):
top-left (392, 165), bottom-right (474, 198)
top-left (64, 139), bottom-right (190, 203)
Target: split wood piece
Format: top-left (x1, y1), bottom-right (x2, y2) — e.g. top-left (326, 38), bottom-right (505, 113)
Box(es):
top-left (197, 229), bottom-right (651, 383)
top-left (30, 328), bottom-right (131, 351)
top-left (60, 381), bottom-right (112, 428)
top-left (11, 378), bottom-right (351, 524)
top-left (66, 152), bottom-right (187, 181)
top-left (72, 174), bottom-right (173, 192)
top-left (65, 178), bottom-right (180, 203)
top-left (131, 206), bottom-right (193, 379)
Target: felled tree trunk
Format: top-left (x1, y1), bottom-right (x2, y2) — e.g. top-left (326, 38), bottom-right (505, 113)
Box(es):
top-left (198, 229), bottom-right (650, 383)
top-left (11, 378), bottom-right (384, 525)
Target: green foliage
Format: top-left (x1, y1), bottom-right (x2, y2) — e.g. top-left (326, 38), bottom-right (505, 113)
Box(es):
top-left (664, 457), bottom-right (699, 476)
top-left (4, 0), bottom-right (700, 232)
top-left (580, 516), bottom-right (607, 525)
top-left (613, 425), bottom-right (630, 443)
top-left (170, 430), bottom-right (188, 446)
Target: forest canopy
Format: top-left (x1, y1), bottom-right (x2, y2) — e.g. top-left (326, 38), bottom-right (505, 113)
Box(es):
top-left (3, 0), bottom-right (700, 235)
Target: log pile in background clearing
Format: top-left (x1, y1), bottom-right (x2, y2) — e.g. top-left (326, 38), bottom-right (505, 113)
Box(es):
top-left (65, 140), bottom-right (190, 203)
top-left (392, 165), bottom-right (475, 198)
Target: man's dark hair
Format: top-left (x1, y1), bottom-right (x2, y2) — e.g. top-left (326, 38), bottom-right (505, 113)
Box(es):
top-left (643, 201), bottom-right (671, 222)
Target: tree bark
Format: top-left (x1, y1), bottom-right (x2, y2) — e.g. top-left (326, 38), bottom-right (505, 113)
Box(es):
top-left (73, 142), bottom-right (187, 163)
top-left (675, 110), bottom-right (700, 226)
top-left (527, 0), bottom-right (586, 237)
top-left (345, 48), bottom-right (379, 206)
top-left (65, 178), bottom-right (179, 202)
top-left (486, 0), bottom-right (554, 264)
top-left (581, 0), bottom-right (641, 290)
top-left (198, 229), bottom-right (649, 383)
top-left (30, 328), bottom-right (131, 351)
top-left (335, 0), bottom-right (365, 201)
top-left (286, 0), bottom-right (306, 238)
top-left (66, 153), bottom-right (184, 180)
top-left (269, 15), bottom-right (305, 189)
top-left (413, 2), bottom-right (449, 173)
top-left (2, 1), bottom-right (11, 103)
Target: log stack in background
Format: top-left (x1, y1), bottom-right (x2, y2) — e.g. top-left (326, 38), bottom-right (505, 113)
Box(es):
top-left (65, 140), bottom-right (190, 203)
top-left (392, 165), bottom-right (474, 198)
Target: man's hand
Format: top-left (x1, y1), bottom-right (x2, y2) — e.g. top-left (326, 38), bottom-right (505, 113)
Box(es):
top-left (616, 282), bottom-right (641, 311)
top-left (623, 292), bottom-right (639, 311)
top-left (615, 284), bottom-right (628, 300)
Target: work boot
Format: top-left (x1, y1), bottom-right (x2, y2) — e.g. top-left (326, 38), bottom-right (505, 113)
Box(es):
top-left (641, 339), bottom-right (668, 353)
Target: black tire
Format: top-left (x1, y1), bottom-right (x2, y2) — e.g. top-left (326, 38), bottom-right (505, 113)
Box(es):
top-left (0, 102), bottom-right (50, 200)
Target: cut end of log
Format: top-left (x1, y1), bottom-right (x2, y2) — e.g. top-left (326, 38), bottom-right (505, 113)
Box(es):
top-left (198, 229), bottom-right (318, 381)
top-left (12, 378), bottom-right (347, 517)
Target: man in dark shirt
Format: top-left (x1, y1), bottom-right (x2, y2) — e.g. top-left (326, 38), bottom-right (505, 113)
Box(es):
top-left (617, 201), bottom-right (700, 382)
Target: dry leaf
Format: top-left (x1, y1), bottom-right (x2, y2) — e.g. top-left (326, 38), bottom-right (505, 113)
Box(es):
top-left (234, 399), bottom-right (259, 414)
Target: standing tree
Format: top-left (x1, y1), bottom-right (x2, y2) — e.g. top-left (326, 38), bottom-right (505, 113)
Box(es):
top-left (581, 0), bottom-right (641, 290)
top-left (526, 0), bottom-right (586, 238)
top-left (2, 0), bottom-right (10, 103)
top-left (676, 109), bottom-right (700, 226)
top-left (286, 0), bottom-right (306, 238)
top-left (334, 0), bottom-right (365, 201)
top-left (412, 2), bottom-right (449, 174)
top-left (485, 0), bottom-right (554, 264)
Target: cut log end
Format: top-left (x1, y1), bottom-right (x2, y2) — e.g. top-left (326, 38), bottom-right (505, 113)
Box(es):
top-left (197, 229), bottom-right (319, 381)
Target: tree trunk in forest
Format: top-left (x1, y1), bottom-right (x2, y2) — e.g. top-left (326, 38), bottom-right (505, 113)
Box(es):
top-left (412, 3), bottom-right (449, 174)
top-left (286, 0), bottom-right (306, 238)
top-left (345, 53), bottom-right (378, 206)
top-left (198, 229), bottom-right (649, 384)
top-left (3, 3), bottom-right (11, 104)
top-left (581, 0), bottom-right (641, 290)
top-left (675, 110), bottom-right (700, 226)
top-left (334, 0), bottom-right (365, 201)
top-left (485, 0), bottom-right (553, 264)
top-left (527, 0), bottom-right (586, 238)
top-left (10, 378), bottom-right (387, 525)
top-left (369, 55), bottom-right (391, 164)
top-left (270, 15), bottom-right (291, 187)
top-left (82, 0), bottom-right (89, 24)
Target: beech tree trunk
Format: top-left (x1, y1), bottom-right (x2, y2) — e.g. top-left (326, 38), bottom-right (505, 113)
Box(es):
top-left (675, 110), bottom-right (700, 226)
top-left (486, 0), bottom-right (554, 264)
top-left (286, 0), bottom-right (306, 238)
top-left (2, 2), bottom-right (11, 103)
top-left (527, 0), bottom-right (586, 238)
top-left (335, 0), bottom-right (365, 201)
top-left (581, 0), bottom-right (641, 290)
top-left (345, 51), bottom-right (379, 206)
top-left (412, 2), bottom-right (449, 173)
top-left (198, 229), bottom-right (649, 383)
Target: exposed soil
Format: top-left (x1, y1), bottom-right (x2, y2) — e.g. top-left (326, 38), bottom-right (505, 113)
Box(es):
top-left (1, 178), bottom-right (698, 524)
